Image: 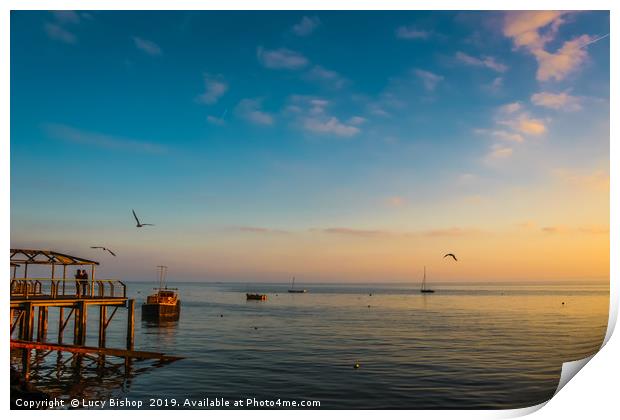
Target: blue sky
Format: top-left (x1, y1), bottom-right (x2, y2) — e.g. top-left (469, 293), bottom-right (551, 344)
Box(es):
top-left (10, 11), bottom-right (610, 282)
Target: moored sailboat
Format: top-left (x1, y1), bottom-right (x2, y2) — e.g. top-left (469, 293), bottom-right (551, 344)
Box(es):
top-left (288, 276), bottom-right (307, 293)
top-left (420, 266), bottom-right (435, 294)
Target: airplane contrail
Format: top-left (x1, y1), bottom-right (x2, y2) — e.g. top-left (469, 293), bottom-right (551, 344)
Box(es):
top-left (580, 33), bottom-right (609, 49)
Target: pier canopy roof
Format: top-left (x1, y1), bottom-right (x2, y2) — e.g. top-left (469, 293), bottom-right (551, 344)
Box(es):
top-left (10, 249), bottom-right (99, 266)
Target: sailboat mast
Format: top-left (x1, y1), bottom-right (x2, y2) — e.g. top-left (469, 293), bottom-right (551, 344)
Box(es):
top-left (157, 265), bottom-right (167, 290)
top-left (422, 266), bottom-right (426, 290)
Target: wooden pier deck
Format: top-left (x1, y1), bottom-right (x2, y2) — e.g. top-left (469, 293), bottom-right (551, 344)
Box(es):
top-left (10, 248), bottom-right (182, 387)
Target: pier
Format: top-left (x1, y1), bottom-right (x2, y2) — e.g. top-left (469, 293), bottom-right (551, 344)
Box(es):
top-left (10, 249), bottom-right (181, 391)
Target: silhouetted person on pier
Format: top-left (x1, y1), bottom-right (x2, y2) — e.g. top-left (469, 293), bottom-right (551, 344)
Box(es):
top-left (75, 269), bottom-right (89, 297)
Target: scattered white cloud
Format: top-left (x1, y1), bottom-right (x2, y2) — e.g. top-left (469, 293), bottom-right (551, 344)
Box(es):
top-left (44, 123), bottom-right (166, 154)
top-left (414, 69), bottom-right (444, 91)
top-left (485, 144), bottom-right (513, 161)
top-left (347, 116), bottom-right (366, 125)
top-left (496, 102), bottom-right (546, 136)
top-left (531, 91), bottom-right (582, 111)
top-left (305, 65), bottom-right (348, 89)
top-left (44, 23), bottom-right (76, 44)
top-left (498, 114), bottom-right (547, 136)
top-left (503, 11), bottom-right (593, 81)
top-left (553, 168), bottom-right (609, 191)
top-left (318, 227), bottom-right (392, 238)
top-left (257, 47), bottom-right (308, 70)
top-left (498, 102), bottom-right (522, 114)
top-left (197, 74), bottom-right (228, 105)
top-left (132, 36), bottom-right (162, 56)
top-left (207, 115), bottom-right (226, 126)
top-left (52, 11), bottom-right (81, 24)
top-left (292, 16), bottom-right (321, 36)
top-left (492, 130), bottom-right (524, 143)
top-left (395, 25), bottom-right (430, 40)
top-left (455, 51), bottom-right (508, 72)
top-left (232, 226), bottom-right (290, 235)
top-left (488, 76), bottom-right (504, 92)
top-left (303, 117), bottom-right (360, 137)
top-left (287, 95), bottom-right (362, 138)
top-left (235, 99), bottom-right (274, 125)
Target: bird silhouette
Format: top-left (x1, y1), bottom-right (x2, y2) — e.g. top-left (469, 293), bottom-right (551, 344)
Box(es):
top-left (90, 246), bottom-right (116, 256)
top-left (443, 253), bottom-right (458, 261)
top-left (132, 209), bottom-right (154, 228)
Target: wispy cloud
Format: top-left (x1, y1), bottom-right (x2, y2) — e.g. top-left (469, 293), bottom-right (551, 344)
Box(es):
top-left (51, 11), bottom-right (81, 24)
top-left (414, 69), bottom-right (444, 91)
top-left (455, 51), bottom-right (508, 73)
top-left (44, 123), bottom-right (167, 154)
top-left (531, 91), bottom-right (582, 111)
top-left (292, 16), bottom-right (321, 36)
top-left (44, 23), bottom-right (76, 44)
top-left (541, 225), bottom-right (609, 235)
top-left (491, 130), bottom-right (524, 143)
top-left (498, 115), bottom-right (546, 136)
top-left (502, 11), bottom-right (593, 81)
top-left (257, 47), bottom-right (308, 70)
top-left (496, 102), bottom-right (547, 136)
top-left (44, 10), bottom-right (86, 44)
top-left (486, 76), bottom-right (504, 93)
top-left (318, 227), bottom-right (392, 238)
top-left (231, 226), bottom-right (290, 235)
top-left (395, 25), bottom-right (430, 40)
top-left (207, 115), bottom-right (226, 126)
top-left (485, 144), bottom-right (513, 161)
top-left (197, 74), bottom-right (228, 105)
top-left (235, 99), bottom-right (274, 125)
top-left (303, 117), bottom-right (360, 137)
top-left (553, 168), bottom-right (609, 191)
top-left (421, 227), bottom-right (484, 237)
top-left (287, 96), bottom-right (361, 137)
top-left (132, 36), bottom-right (162, 56)
top-left (305, 65), bottom-right (348, 89)
top-left (315, 226), bottom-right (485, 238)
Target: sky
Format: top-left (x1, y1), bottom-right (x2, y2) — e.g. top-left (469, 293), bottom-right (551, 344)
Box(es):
top-left (10, 11), bottom-right (610, 283)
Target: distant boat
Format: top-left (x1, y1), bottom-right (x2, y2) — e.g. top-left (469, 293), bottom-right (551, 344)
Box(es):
top-left (288, 276), bottom-right (307, 293)
top-left (246, 293), bottom-right (267, 301)
top-left (420, 266), bottom-right (435, 294)
top-left (142, 265), bottom-right (181, 320)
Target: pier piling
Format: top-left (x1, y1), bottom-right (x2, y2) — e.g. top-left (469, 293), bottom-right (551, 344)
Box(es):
top-left (126, 299), bottom-right (135, 350)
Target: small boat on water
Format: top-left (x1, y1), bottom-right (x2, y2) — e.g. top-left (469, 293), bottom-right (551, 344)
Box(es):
top-left (288, 276), bottom-right (307, 293)
top-left (142, 265), bottom-right (181, 321)
top-left (420, 266), bottom-right (435, 294)
top-left (246, 293), bottom-right (267, 301)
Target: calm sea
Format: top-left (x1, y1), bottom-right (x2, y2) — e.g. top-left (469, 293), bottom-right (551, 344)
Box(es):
top-left (14, 281), bottom-right (609, 409)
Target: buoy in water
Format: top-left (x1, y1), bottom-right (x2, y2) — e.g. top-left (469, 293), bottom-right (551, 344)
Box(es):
top-left (353, 362), bottom-right (360, 369)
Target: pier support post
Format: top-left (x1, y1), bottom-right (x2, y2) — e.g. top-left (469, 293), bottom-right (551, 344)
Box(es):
top-left (74, 301), bottom-right (87, 346)
top-left (98, 305), bottom-right (107, 348)
top-left (126, 299), bottom-right (135, 350)
top-left (23, 302), bottom-right (34, 342)
top-left (73, 304), bottom-right (80, 344)
top-left (58, 307), bottom-right (64, 343)
top-left (36, 307), bottom-right (48, 342)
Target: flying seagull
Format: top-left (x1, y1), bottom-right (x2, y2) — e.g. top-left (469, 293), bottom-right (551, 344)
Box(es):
top-left (132, 209), bottom-right (154, 228)
top-left (91, 246), bottom-right (117, 257)
top-left (443, 253), bottom-right (458, 261)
